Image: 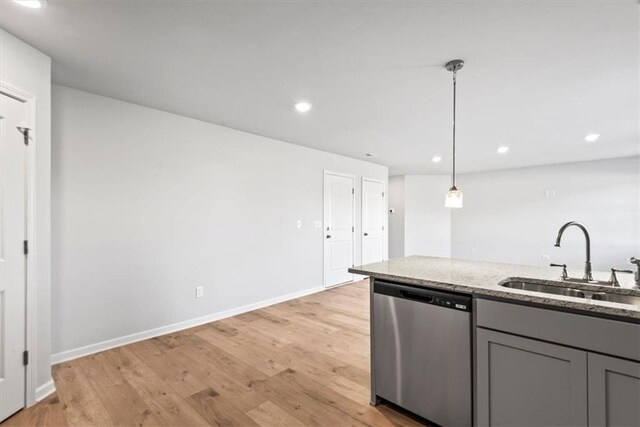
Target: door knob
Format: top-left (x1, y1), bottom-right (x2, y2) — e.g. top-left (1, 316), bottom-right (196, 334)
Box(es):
top-left (326, 235), bottom-right (332, 239)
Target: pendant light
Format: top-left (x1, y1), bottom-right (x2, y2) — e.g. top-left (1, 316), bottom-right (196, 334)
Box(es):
top-left (444, 59), bottom-right (464, 208)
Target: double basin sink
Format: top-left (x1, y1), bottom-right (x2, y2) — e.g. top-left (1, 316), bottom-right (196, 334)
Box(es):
top-left (501, 280), bottom-right (640, 307)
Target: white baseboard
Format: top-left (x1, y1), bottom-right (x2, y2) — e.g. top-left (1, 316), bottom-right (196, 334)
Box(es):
top-left (51, 285), bottom-right (325, 365)
top-left (352, 273), bottom-right (368, 282)
top-left (325, 275), bottom-right (368, 290)
top-left (34, 379), bottom-right (56, 403)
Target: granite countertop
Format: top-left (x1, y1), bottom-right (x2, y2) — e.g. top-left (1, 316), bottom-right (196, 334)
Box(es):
top-left (349, 256), bottom-right (640, 322)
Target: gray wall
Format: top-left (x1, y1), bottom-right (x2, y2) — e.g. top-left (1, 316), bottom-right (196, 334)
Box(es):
top-left (51, 85), bottom-right (388, 359)
top-left (451, 157), bottom-right (640, 271)
top-left (1, 28), bottom-right (52, 400)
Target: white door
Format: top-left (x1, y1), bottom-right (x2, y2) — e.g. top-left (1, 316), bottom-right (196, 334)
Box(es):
top-left (0, 93), bottom-right (28, 422)
top-left (324, 172), bottom-right (354, 287)
top-left (362, 178), bottom-right (385, 265)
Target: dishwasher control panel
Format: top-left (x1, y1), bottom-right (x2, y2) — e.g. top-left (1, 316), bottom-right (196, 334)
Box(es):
top-left (374, 280), bottom-right (472, 312)
top-left (432, 296), bottom-right (469, 311)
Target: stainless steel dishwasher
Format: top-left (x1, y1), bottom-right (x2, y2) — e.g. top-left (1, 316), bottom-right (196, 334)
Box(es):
top-left (372, 280), bottom-right (472, 427)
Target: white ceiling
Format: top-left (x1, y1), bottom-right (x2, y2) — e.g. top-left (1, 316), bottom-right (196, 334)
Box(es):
top-left (1, 0), bottom-right (638, 174)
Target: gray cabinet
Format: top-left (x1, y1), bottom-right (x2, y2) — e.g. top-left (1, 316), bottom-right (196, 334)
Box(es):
top-left (475, 299), bottom-right (640, 427)
top-left (588, 353), bottom-right (640, 427)
top-left (476, 328), bottom-right (588, 427)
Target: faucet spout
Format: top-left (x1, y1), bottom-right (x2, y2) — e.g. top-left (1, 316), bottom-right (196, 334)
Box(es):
top-left (554, 221), bottom-right (593, 282)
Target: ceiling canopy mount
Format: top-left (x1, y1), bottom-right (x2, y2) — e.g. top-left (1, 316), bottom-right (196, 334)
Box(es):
top-left (445, 59), bottom-right (464, 73)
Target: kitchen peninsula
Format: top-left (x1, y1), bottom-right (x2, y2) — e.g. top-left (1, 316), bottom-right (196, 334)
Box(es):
top-left (350, 256), bottom-right (640, 427)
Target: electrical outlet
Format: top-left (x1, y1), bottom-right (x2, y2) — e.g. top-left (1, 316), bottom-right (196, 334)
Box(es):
top-left (542, 254), bottom-right (551, 261)
top-left (196, 286), bottom-right (204, 299)
top-left (314, 220), bottom-right (322, 229)
top-left (296, 220), bottom-right (302, 229)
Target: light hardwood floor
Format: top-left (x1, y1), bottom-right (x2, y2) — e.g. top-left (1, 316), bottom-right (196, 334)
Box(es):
top-left (3, 279), bottom-right (426, 426)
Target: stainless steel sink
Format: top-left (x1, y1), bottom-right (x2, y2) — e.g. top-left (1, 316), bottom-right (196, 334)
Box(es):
top-left (590, 292), bottom-right (640, 307)
top-left (500, 280), bottom-right (640, 307)
top-left (501, 281), bottom-right (586, 298)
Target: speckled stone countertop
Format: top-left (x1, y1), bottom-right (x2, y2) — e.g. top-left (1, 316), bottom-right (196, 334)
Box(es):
top-left (349, 256), bottom-right (640, 322)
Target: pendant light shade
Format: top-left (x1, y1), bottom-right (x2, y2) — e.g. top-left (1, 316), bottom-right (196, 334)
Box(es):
top-left (445, 185), bottom-right (463, 208)
top-left (444, 59), bottom-right (464, 208)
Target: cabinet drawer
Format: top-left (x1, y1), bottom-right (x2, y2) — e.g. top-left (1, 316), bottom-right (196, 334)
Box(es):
top-left (476, 299), bottom-right (640, 361)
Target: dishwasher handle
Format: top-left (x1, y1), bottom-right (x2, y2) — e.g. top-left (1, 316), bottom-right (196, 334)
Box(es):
top-left (400, 290), bottom-right (435, 304)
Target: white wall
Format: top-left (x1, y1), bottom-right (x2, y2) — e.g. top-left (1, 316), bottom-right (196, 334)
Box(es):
top-left (403, 175), bottom-right (452, 258)
top-left (389, 157), bottom-right (640, 271)
top-left (451, 157), bottom-right (640, 271)
top-left (390, 157), bottom-right (640, 272)
top-left (51, 85), bottom-right (387, 360)
top-left (388, 176), bottom-right (405, 259)
top-left (0, 28), bottom-right (53, 403)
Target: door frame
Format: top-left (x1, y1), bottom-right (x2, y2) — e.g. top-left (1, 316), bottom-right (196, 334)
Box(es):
top-left (323, 170), bottom-right (356, 288)
top-left (1, 82), bottom-right (37, 408)
top-left (361, 177), bottom-right (386, 264)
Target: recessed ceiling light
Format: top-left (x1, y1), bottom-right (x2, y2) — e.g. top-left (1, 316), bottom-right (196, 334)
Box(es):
top-left (432, 156), bottom-right (442, 163)
top-left (497, 146), bottom-right (510, 154)
top-left (294, 102), bottom-right (312, 113)
top-left (13, 0), bottom-right (44, 8)
top-left (584, 134), bottom-right (600, 142)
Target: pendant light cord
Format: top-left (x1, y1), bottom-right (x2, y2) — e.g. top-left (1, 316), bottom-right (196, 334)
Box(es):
top-left (452, 70), bottom-right (457, 187)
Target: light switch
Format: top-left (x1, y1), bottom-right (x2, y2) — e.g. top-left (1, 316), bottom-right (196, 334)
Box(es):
top-left (296, 220), bottom-right (302, 229)
top-left (196, 286), bottom-right (204, 299)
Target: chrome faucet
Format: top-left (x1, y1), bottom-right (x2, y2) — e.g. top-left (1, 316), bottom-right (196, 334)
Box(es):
top-left (554, 221), bottom-right (594, 282)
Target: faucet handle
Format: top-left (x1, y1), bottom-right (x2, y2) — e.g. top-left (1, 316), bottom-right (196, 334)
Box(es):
top-left (610, 268), bottom-right (633, 287)
top-left (628, 258), bottom-right (640, 290)
top-left (550, 263), bottom-right (568, 280)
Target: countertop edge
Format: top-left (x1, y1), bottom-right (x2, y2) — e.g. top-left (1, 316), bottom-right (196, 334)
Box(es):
top-left (350, 268), bottom-right (640, 324)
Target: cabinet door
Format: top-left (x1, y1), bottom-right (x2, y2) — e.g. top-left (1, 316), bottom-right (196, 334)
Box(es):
top-left (476, 328), bottom-right (588, 427)
top-left (588, 353), bottom-right (640, 427)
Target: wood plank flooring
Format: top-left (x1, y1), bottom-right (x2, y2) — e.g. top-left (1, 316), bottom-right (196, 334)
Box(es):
top-left (3, 279), bottom-right (426, 426)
